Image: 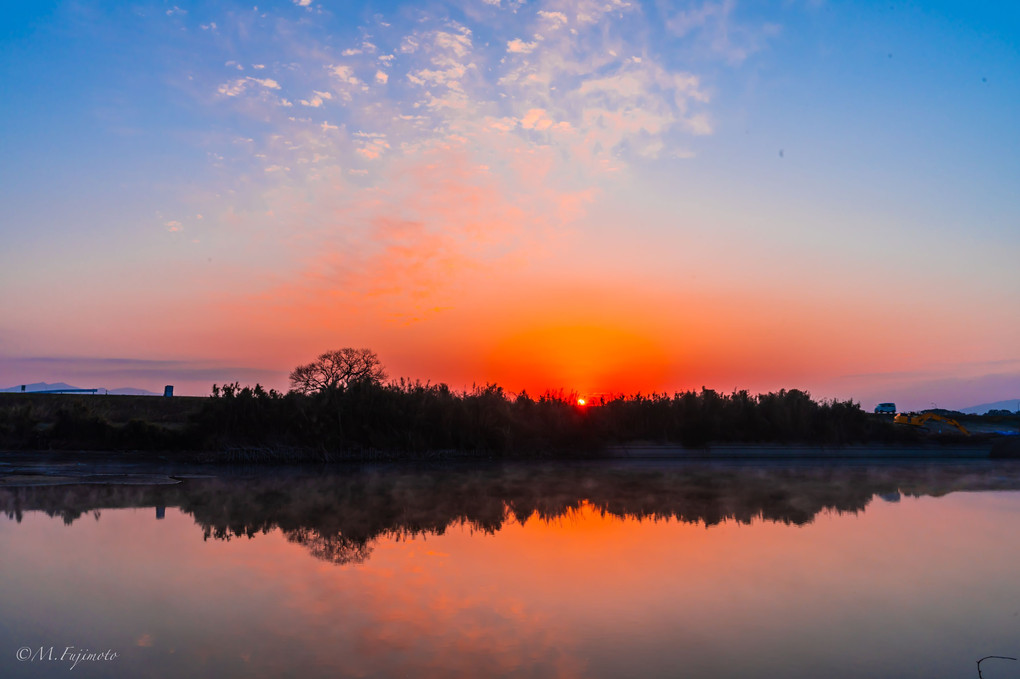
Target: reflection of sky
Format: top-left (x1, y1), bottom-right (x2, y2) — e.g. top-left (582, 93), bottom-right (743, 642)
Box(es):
top-left (0, 1), bottom-right (1018, 409)
top-left (3, 492), bottom-right (1020, 678)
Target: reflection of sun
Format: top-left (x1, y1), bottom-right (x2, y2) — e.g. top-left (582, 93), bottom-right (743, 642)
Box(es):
top-left (577, 398), bottom-right (586, 406)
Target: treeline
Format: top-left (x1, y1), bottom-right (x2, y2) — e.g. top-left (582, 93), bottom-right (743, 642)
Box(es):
top-left (0, 382), bottom-right (918, 457)
top-left (246, 381), bottom-right (905, 452)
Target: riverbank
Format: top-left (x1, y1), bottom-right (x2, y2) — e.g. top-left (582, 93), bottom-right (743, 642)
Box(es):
top-left (1, 436), bottom-right (1018, 487)
top-left (607, 442), bottom-right (1008, 459)
top-left (2, 389), bottom-right (1017, 462)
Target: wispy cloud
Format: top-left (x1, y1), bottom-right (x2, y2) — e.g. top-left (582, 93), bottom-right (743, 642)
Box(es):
top-left (183, 0), bottom-right (730, 319)
top-left (249, 77), bottom-right (280, 89)
top-left (217, 76), bottom-right (281, 97)
top-left (299, 90), bottom-right (333, 107)
top-left (666, 0), bottom-right (781, 64)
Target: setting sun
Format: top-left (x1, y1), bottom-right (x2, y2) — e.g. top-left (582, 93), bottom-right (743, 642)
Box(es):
top-left (577, 398), bottom-right (586, 406)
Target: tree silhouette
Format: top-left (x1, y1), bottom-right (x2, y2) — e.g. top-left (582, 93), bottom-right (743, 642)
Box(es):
top-left (289, 348), bottom-right (387, 394)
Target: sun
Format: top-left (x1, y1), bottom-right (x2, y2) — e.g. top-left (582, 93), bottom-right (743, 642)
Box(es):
top-left (577, 398), bottom-right (586, 406)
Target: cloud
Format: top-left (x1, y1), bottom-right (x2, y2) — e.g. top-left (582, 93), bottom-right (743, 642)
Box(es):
top-left (195, 0), bottom-right (725, 316)
top-left (520, 108), bottom-right (553, 130)
top-left (495, 10), bottom-right (710, 162)
top-left (217, 76), bottom-right (281, 97)
top-left (217, 79), bottom-right (248, 97)
top-left (571, 0), bottom-right (632, 25)
top-left (666, 0), bottom-right (780, 64)
top-left (684, 112), bottom-right (713, 135)
top-left (537, 10), bottom-right (567, 26)
top-left (399, 36), bottom-right (419, 54)
top-left (434, 29), bottom-right (472, 59)
top-left (253, 138), bottom-right (592, 321)
top-left (329, 64), bottom-right (360, 84)
top-left (300, 90), bottom-right (333, 107)
top-left (507, 38), bottom-right (538, 54)
top-left (354, 132), bottom-right (390, 159)
top-left (249, 77), bottom-right (281, 89)
top-left (481, 0), bottom-right (528, 8)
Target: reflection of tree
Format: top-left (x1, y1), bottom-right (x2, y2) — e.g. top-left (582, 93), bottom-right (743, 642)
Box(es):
top-left (4, 462), bottom-right (1020, 566)
top-left (284, 528), bottom-right (373, 565)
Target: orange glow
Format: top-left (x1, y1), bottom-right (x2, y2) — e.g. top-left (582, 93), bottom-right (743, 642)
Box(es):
top-left (577, 398), bottom-right (586, 406)
top-left (486, 321), bottom-right (671, 396)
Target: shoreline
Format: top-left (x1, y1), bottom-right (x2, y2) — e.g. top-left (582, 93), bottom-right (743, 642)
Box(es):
top-left (606, 442), bottom-right (1003, 459)
top-left (1, 440), bottom-right (1018, 488)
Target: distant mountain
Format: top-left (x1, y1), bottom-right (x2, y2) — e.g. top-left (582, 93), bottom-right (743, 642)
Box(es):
top-left (1, 382), bottom-right (160, 396)
top-left (1, 382), bottom-right (82, 393)
top-left (960, 399), bottom-right (1020, 415)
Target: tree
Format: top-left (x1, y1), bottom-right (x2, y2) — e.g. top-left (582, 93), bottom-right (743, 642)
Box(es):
top-left (289, 348), bottom-right (387, 394)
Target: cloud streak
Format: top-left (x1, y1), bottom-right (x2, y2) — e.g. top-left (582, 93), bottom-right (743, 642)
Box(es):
top-left (189, 3), bottom-right (714, 304)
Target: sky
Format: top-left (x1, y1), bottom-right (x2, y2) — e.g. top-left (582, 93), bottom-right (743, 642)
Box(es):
top-left (0, 0), bottom-right (1018, 410)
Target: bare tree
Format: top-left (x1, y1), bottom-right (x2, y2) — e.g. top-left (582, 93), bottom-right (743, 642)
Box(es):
top-left (289, 348), bottom-right (387, 394)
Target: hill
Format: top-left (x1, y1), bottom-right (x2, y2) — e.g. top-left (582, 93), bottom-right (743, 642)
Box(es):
top-left (2, 383), bottom-right (159, 396)
top-left (960, 399), bottom-right (1020, 415)
top-left (1, 382), bottom-right (82, 393)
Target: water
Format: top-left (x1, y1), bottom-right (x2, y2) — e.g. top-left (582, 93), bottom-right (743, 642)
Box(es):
top-left (3, 460), bottom-right (1020, 678)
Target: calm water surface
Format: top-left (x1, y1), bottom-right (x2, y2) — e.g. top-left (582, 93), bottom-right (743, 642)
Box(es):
top-left (3, 460), bottom-right (1020, 678)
